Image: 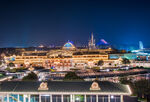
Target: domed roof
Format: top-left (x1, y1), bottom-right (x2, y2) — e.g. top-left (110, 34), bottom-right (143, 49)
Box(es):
top-left (62, 41), bottom-right (76, 50)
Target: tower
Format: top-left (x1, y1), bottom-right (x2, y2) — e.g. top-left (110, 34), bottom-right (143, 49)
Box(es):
top-left (88, 32), bottom-right (96, 50)
top-left (139, 41), bottom-right (144, 49)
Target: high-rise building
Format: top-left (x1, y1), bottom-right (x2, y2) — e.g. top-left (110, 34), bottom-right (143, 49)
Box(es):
top-left (88, 33), bottom-right (96, 50)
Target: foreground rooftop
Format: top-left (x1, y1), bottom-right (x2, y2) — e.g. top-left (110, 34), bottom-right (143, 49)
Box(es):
top-left (0, 81), bottom-right (131, 95)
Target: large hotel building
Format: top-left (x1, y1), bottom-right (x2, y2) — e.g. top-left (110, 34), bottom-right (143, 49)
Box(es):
top-left (4, 34), bottom-right (139, 70)
top-left (4, 34), bottom-right (121, 70)
top-left (4, 42), bottom-right (116, 70)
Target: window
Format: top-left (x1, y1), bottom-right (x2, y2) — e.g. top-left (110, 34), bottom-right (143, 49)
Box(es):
top-left (86, 95), bottom-right (96, 102)
top-left (19, 94), bottom-right (24, 102)
top-left (115, 96), bottom-right (120, 102)
top-left (30, 95), bottom-right (39, 102)
top-left (41, 95), bottom-right (50, 102)
top-left (4, 95), bottom-right (7, 102)
top-left (98, 95), bottom-right (108, 102)
top-left (103, 96), bottom-right (108, 102)
top-left (110, 96), bottom-right (120, 102)
top-left (25, 95), bottom-right (29, 102)
top-left (52, 95), bottom-right (61, 102)
top-left (98, 96), bottom-right (103, 102)
top-left (75, 95), bottom-right (84, 102)
top-left (63, 95), bottom-right (70, 102)
top-left (9, 94), bottom-right (18, 102)
top-left (0, 96), bottom-right (3, 102)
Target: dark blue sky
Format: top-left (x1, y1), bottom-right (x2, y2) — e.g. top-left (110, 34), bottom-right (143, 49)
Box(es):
top-left (0, 0), bottom-right (150, 48)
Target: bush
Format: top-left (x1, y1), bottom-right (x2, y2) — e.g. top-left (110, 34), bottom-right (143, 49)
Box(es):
top-left (122, 58), bottom-right (130, 64)
top-left (119, 78), bottom-right (150, 100)
top-left (97, 60), bottom-right (104, 66)
top-left (22, 72), bottom-right (38, 81)
top-left (139, 66), bottom-right (144, 68)
top-left (8, 62), bottom-right (15, 67)
top-left (6, 67), bottom-right (17, 72)
top-left (92, 67), bottom-right (100, 70)
top-left (6, 67), bottom-right (27, 73)
top-left (64, 72), bottom-right (83, 81)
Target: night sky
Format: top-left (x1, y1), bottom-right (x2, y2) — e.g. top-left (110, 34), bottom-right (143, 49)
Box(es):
top-left (0, 0), bottom-right (150, 48)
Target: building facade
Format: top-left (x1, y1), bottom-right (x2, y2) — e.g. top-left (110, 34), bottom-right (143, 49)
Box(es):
top-left (4, 42), bottom-right (115, 70)
top-left (0, 81), bottom-right (131, 102)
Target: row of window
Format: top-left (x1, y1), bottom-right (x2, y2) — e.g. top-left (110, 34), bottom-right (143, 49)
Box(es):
top-left (16, 57), bottom-right (47, 59)
top-left (73, 56), bottom-right (108, 58)
top-left (2, 94), bottom-right (121, 102)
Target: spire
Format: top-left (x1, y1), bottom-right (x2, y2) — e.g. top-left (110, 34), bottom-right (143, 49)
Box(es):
top-left (88, 32), bottom-right (96, 50)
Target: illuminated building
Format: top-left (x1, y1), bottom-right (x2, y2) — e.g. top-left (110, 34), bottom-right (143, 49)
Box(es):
top-left (4, 51), bottom-right (48, 67)
top-left (4, 39), bottom-right (117, 70)
top-left (38, 44), bottom-right (44, 48)
top-left (4, 48), bottom-right (115, 70)
top-left (72, 51), bottom-right (109, 68)
top-left (62, 41), bottom-right (76, 50)
top-left (131, 61), bottom-right (150, 67)
top-left (131, 41), bottom-right (150, 61)
top-left (0, 81), bottom-right (131, 102)
top-left (109, 53), bottom-right (137, 60)
top-left (88, 33), bottom-right (96, 50)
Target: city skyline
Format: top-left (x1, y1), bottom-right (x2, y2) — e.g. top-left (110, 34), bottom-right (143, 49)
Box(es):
top-left (0, 1), bottom-right (150, 101)
top-left (0, 0), bottom-right (150, 48)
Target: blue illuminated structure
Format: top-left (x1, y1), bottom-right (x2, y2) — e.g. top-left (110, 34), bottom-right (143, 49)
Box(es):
top-left (62, 41), bottom-right (76, 50)
top-left (64, 42), bottom-right (73, 48)
top-left (97, 39), bottom-right (110, 49)
top-left (109, 53), bottom-right (137, 60)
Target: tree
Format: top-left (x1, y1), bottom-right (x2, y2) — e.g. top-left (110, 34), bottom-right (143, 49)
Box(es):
top-left (22, 72), bottom-right (38, 81)
top-left (119, 78), bottom-right (150, 101)
top-left (119, 77), bottom-right (131, 84)
top-left (109, 63), bottom-right (112, 66)
top-left (97, 60), bottom-right (104, 66)
top-left (0, 60), bottom-right (3, 65)
top-left (134, 80), bottom-right (150, 100)
top-left (6, 67), bottom-right (17, 72)
top-left (122, 58), bottom-right (130, 65)
top-left (64, 72), bottom-right (83, 81)
top-left (8, 62), bottom-right (15, 67)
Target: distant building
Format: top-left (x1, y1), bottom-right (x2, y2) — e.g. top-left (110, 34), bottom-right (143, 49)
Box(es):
top-left (4, 35), bottom-right (118, 70)
top-left (132, 41), bottom-right (150, 61)
top-left (62, 41), bottom-right (76, 50)
top-left (109, 53), bottom-right (137, 60)
top-left (131, 61), bottom-right (150, 67)
top-left (88, 33), bottom-right (96, 50)
top-left (4, 42), bottom-right (114, 70)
